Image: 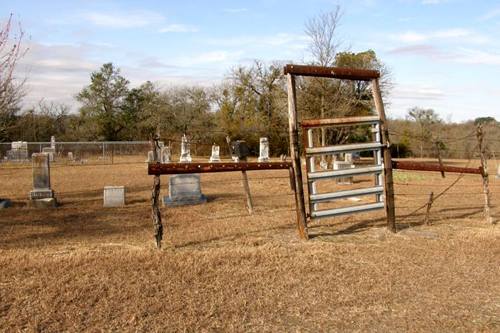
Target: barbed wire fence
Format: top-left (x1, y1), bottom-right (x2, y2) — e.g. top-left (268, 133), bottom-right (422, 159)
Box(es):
top-left (1, 125), bottom-right (498, 232)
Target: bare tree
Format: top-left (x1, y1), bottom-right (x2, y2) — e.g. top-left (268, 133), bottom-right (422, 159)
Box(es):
top-left (304, 8), bottom-right (342, 165)
top-left (0, 14), bottom-right (28, 140)
top-left (304, 7), bottom-right (342, 67)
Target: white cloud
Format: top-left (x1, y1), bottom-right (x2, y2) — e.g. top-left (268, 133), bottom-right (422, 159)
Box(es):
top-left (206, 33), bottom-right (309, 48)
top-left (392, 84), bottom-right (446, 101)
top-left (178, 50), bottom-right (245, 66)
top-left (81, 11), bottom-right (164, 28)
top-left (394, 28), bottom-right (488, 44)
top-left (159, 24), bottom-right (198, 33)
top-left (454, 48), bottom-right (500, 65)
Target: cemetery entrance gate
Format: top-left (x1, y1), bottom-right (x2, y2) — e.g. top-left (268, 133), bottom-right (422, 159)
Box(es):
top-left (284, 64), bottom-right (396, 240)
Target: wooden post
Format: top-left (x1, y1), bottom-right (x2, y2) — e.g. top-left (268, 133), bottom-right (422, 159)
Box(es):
top-left (286, 74), bottom-right (309, 240)
top-left (435, 141), bottom-right (445, 178)
top-left (477, 125), bottom-right (494, 224)
top-left (372, 78), bottom-right (397, 232)
top-left (241, 170), bottom-right (253, 214)
top-left (424, 191), bottom-right (434, 225)
top-left (289, 167), bottom-right (296, 192)
top-left (151, 135), bottom-right (164, 248)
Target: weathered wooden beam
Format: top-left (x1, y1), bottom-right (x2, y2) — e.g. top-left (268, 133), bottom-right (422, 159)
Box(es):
top-left (241, 170), bottom-right (253, 214)
top-left (286, 73), bottom-right (309, 240)
top-left (150, 136), bottom-right (163, 249)
top-left (148, 161), bottom-right (293, 175)
top-left (284, 64), bottom-right (380, 81)
top-left (372, 78), bottom-right (397, 233)
top-left (477, 125), bottom-right (494, 224)
top-left (392, 160), bottom-right (482, 174)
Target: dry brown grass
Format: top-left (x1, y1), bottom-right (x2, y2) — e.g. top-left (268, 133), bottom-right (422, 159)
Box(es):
top-left (1, 158), bottom-right (499, 332)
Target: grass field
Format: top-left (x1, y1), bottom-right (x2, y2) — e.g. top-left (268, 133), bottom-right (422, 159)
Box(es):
top-left (1, 158), bottom-right (499, 332)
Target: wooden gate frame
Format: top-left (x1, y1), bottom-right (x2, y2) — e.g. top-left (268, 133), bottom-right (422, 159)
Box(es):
top-left (284, 64), bottom-right (396, 240)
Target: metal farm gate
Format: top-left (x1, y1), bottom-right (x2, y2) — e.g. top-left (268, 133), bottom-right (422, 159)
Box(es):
top-left (284, 64), bottom-right (396, 240)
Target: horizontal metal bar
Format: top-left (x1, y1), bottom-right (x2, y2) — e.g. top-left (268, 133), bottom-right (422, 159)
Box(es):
top-left (284, 64), bottom-right (380, 81)
top-left (308, 165), bottom-right (383, 180)
top-left (305, 142), bottom-right (383, 155)
top-left (311, 202), bottom-right (385, 219)
top-left (392, 161), bottom-right (482, 175)
top-left (310, 186), bottom-right (384, 203)
top-left (301, 116), bottom-right (380, 129)
top-left (148, 162), bottom-right (293, 175)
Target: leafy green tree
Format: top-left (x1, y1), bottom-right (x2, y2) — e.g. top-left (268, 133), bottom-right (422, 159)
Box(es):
top-left (76, 63), bottom-right (130, 140)
top-left (214, 61), bottom-right (288, 155)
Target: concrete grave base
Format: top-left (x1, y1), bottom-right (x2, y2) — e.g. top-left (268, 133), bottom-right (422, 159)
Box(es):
top-left (29, 197), bottom-right (57, 208)
top-left (30, 189), bottom-right (54, 200)
top-left (163, 174), bottom-right (207, 207)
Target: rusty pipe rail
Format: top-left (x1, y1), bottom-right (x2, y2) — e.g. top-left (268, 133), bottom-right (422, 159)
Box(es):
top-left (148, 162), bottom-right (293, 175)
top-left (284, 64), bottom-right (380, 81)
top-left (392, 160), bottom-right (482, 175)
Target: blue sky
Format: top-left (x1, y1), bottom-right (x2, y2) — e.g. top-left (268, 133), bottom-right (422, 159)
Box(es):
top-left (3, 0), bottom-right (500, 121)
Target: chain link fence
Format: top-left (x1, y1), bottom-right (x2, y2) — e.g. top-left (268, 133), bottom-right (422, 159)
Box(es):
top-left (0, 141), bottom-right (153, 165)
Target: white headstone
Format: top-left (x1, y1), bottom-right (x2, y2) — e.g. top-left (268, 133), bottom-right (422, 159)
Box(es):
top-left (333, 161), bottom-right (354, 185)
top-left (103, 186), bottom-right (125, 207)
top-left (8, 141), bottom-right (28, 161)
top-left (67, 152), bottom-right (74, 161)
top-left (320, 158), bottom-right (328, 170)
top-left (147, 151), bottom-right (154, 163)
top-left (179, 134), bottom-right (192, 163)
top-left (161, 146), bottom-right (171, 163)
top-left (209, 144), bottom-right (221, 162)
top-left (345, 153), bottom-right (352, 163)
top-left (50, 136), bottom-right (56, 150)
top-left (258, 137), bottom-right (270, 162)
top-left (163, 174), bottom-right (207, 206)
top-left (42, 147), bottom-right (55, 162)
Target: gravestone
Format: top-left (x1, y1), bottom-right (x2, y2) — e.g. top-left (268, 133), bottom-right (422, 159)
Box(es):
top-left (42, 147), bottom-right (55, 162)
top-left (333, 160), bottom-right (355, 185)
top-left (50, 136), bottom-right (56, 149)
top-left (147, 151), bottom-right (154, 163)
top-left (209, 144), bottom-right (221, 162)
top-left (320, 159), bottom-right (328, 170)
top-left (230, 140), bottom-right (249, 162)
top-left (67, 152), bottom-right (74, 161)
top-left (161, 146), bottom-right (171, 163)
top-left (29, 153), bottom-right (57, 207)
top-left (345, 153), bottom-right (353, 163)
top-left (6, 141), bottom-right (28, 161)
top-left (258, 137), bottom-right (270, 162)
top-left (103, 186), bottom-right (125, 207)
top-left (164, 174), bottom-right (207, 206)
top-left (179, 134), bottom-right (192, 163)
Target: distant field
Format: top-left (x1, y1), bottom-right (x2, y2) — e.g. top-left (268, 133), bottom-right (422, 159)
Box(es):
top-left (1, 158), bottom-right (499, 332)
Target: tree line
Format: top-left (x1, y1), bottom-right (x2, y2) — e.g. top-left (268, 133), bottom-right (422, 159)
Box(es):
top-left (1, 9), bottom-right (498, 158)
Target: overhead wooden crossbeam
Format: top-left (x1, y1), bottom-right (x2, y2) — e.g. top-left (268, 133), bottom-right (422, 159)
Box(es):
top-left (392, 160), bottom-right (482, 175)
top-left (283, 64), bottom-right (380, 81)
top-left (148, 162), bottom-right (293, 175)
